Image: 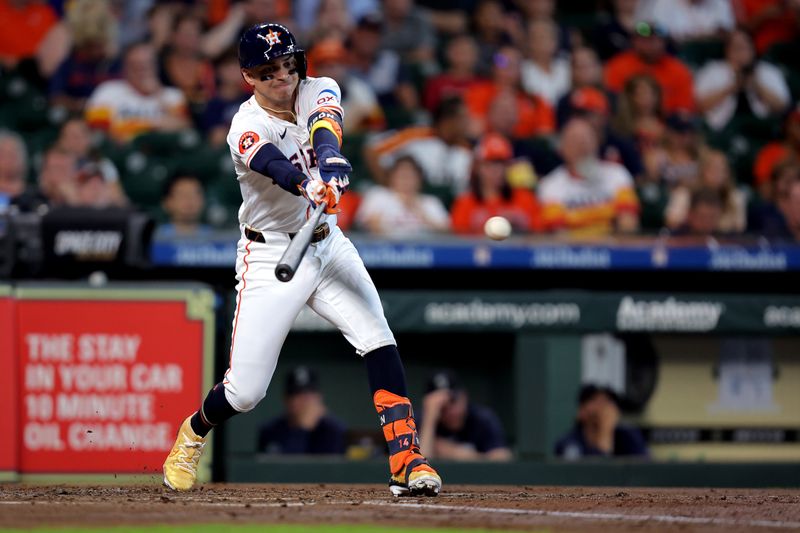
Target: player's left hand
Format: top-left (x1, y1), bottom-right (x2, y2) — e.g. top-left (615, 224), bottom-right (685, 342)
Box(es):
top-left (299, 178), bottom-right (341, 214)
top-left (316, 146), bottom-right (352, 190)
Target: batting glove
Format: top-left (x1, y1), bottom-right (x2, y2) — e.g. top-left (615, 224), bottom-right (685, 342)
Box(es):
top-left (316, 146), bottom-right (352, 190)
top-left (298, 178), bottom-right (340, 214)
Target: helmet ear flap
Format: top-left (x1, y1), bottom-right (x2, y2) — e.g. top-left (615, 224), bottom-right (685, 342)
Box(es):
top-left (294, 51), bottom-right (307, 79)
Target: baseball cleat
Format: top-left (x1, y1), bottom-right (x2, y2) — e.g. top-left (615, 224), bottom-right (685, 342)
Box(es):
top-left (389, 465), bottom-right (442, 497)
top-left (162, 415), bottom-right (206, 491)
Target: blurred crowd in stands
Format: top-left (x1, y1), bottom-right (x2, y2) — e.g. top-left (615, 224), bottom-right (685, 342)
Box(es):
top-left (1, 0), bottom-right (800, 242)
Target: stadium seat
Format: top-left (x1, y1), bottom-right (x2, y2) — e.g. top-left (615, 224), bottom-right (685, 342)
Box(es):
top-left (119, 150), bottom-right (177, 210)
top-left (676, 40), bottom-right (725, 70)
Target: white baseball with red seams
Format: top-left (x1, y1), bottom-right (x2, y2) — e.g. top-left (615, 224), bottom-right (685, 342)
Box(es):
top-left (222, 77), bottom-right (395, 412)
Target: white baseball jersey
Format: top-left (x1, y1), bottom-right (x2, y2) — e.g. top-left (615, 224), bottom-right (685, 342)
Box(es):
top-left (227, 76), bottom-right (343, 232)
top-left (220, 75), bottom-right (396, 414)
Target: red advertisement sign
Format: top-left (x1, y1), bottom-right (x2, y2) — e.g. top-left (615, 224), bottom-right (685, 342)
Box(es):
top-left (0, 296), bottom-right (17, 474)
top-left (16, 300), bottom-right (204, 473)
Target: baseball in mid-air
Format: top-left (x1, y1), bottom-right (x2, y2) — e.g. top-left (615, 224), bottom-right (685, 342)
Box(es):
top-left (484, 216), bottom-right (512, 240)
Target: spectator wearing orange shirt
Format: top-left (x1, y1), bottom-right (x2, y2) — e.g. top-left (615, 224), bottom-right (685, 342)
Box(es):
top-left (450, 133), bottom-right (541, 235)
top-left (754, 106), bottom-right (800, 200)
top-left (732, 0), bottom-right (799, 54)
top-left (604, 21), bottom-right (695, 115)
top-left (465, 46), bottom-right (555, 139)
top-left (0, 0), bottom-right (58, 67)
top-left (423, 33), bottom-right (480, 114)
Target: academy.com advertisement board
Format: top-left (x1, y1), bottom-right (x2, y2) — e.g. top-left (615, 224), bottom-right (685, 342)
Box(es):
top-left (10, 285), bottom-right (214, 477)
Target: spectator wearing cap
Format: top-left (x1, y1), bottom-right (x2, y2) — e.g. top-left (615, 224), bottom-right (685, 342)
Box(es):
top-left (308, 38), bottom-right (385, 134)
top-left (556, 47), bottom-right (604, 128)
top-left (554, 384), bottom-right (648, 460)
top-left (604, 21), bottom-right (695, 114)
top-left (450, 133), bottom-right (542, 235)
top-left (465, 46), bottom-right (555, 139)
top-left (257, 366), bottom-right (347, 455)
top-left (567, 87), bottom-right (644, 180)
top-left (520, 18), bottom-right (571, 106)
top-left (365, 96), bottom-right (473, 196)
top-left (753, 106), bottom-right (800, 200)
top-left (694, 29), bottom-right (790, 132)
top-left (635, 0), bottom-right (734, 43)
top-left (55, 118), bottom-right (127, 208)
top-left (644, 112), bottom-right (705, 188)
top-left (539, 118), bottom-right (640, 235)
top-left (419, 369), bottom-right (512, 461)
top-left (355, 156), bottom-right (450, 236)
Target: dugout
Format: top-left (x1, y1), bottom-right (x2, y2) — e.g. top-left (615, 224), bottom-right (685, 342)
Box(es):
top-left (219, 289), bottom-right (800, 487)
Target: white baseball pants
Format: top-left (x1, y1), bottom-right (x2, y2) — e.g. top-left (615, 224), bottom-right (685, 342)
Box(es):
top-left (222, 225), bottom-right (396, 412)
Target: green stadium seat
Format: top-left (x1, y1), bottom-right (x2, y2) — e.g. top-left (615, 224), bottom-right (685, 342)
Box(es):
top-left (636, 181), bottom-right (669, 232)
top-left (341, 132), bottom-right (371, 187)
top-left (119, 150), bottom-right (177, 209)
top-left (677, 40), bottom-right (725, 70)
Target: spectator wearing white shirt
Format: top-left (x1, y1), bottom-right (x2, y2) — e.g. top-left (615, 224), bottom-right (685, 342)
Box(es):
top-left (85, 42), bottom-right (189, 143)
top-left (520, 19), bottom-right (571, 106)
top-left (636, 0), bottom-right (734, 42)
top-left (694, 29), bottom-right (791, 132)
top-left (356, 156), bottom-right (451, 237)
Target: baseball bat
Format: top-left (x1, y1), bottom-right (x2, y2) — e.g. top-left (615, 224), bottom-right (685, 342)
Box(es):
top-left (275, 201), bottom-right (327, 282)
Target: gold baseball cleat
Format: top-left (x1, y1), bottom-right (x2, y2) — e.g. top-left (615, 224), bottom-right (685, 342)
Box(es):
top-left (163, 415), bottom-right (206, 491)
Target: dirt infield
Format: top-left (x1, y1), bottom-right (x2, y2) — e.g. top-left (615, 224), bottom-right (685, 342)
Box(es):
top-left (1, 484), bottom-right (799, 532)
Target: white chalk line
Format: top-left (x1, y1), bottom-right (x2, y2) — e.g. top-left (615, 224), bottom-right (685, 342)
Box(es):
top-left (3, 498), bottom-right (799, 529)
top-left (362, 500), bottom-right (800, 530)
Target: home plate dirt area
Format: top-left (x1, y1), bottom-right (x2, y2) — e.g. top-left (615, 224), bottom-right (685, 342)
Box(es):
top-left (1, 484), bottom-right (799, 532)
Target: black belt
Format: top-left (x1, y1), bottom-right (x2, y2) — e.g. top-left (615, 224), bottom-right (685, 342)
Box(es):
top-left (245, 222), bottom-right (330, 244)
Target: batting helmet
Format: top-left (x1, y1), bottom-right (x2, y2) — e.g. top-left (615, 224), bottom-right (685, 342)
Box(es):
top-left (239, 23), bottom-right (307, 79)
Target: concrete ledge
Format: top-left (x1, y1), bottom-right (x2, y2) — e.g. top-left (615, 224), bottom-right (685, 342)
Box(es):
top-left (226, 457), bottom-right (800, 488)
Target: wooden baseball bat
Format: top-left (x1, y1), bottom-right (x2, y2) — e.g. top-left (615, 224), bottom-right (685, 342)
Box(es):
top-left (275, 201), bottom-right (327, 282)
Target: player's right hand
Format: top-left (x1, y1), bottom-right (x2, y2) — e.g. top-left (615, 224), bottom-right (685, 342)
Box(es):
top-left (298, 178), bottom-right (340, 214)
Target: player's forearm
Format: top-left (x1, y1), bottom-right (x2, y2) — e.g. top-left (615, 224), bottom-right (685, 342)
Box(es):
top-left (249, 143), bottom-right (306, 195)
top-left (419, 418), bottom-right (439, 458)
top-left (485, 447), bottom-right (514, 462)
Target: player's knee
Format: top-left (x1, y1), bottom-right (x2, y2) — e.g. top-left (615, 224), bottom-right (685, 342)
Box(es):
top-left (228, 386), bottom-right (266, 413)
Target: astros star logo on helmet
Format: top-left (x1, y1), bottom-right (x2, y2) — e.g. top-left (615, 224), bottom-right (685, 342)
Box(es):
top-left (257, 30), bottom-right (282, 46)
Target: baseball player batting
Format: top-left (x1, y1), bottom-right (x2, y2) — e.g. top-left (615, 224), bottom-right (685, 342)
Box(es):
top-left (162, 22), bottom-right (442, 497)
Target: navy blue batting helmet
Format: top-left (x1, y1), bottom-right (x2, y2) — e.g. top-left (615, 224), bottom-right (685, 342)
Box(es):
top-left (239, 23), bottom-right (307, 78)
